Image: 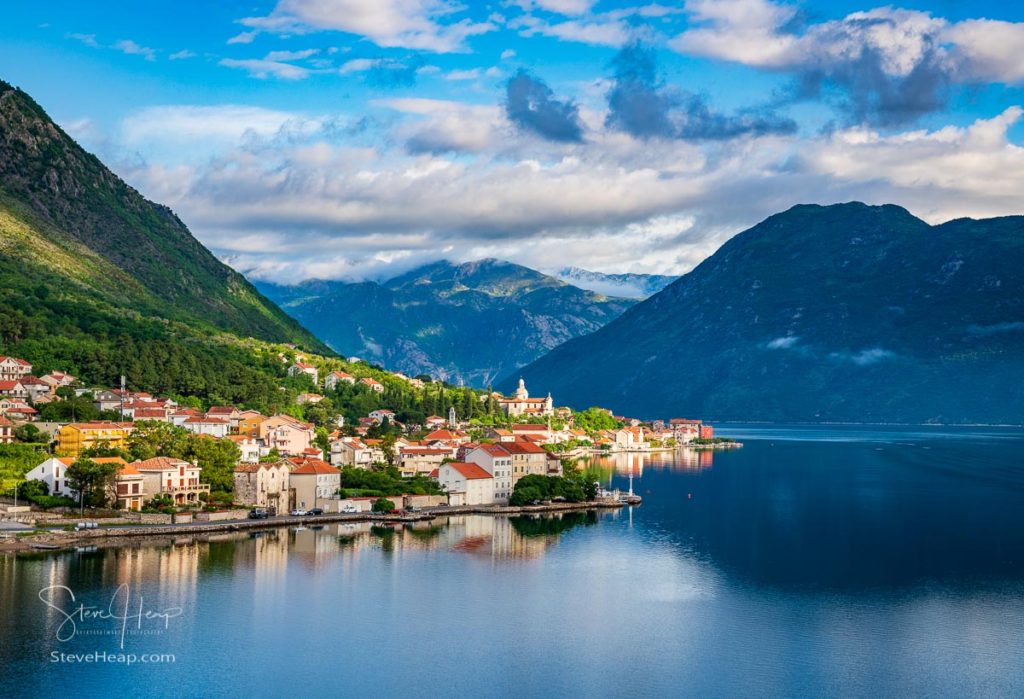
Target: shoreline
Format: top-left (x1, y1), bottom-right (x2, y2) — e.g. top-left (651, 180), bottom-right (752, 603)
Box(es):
top-left (0, 497), bottom-right (641, 554)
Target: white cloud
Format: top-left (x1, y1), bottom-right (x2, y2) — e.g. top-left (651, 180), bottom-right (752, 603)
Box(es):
top-left (220, 49), bottom-right (319, 79)
top-left (113, 39), bottom-right (157, 61)
top-left (169, 49), bottom-right (197, 60)
top-left (102, 89), bottom-right (1024, 284)
top-left (237, 0), bottom-right (496, 53)
top-left (444, 68), bottom-right (482, 80)
top-left (500, 49), bottom-right (516, 60)
top-left (67, 32), bottom-right (99, 47)
top-left (671, 1), bottom-right (1024, 85)
top-left (511, 13), bottom-right (634, 47)
top-left (227, 30), bottom-right (258, 44)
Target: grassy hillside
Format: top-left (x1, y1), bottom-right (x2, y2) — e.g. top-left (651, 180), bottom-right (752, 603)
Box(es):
top-left (0, 78), bottom-right (334, 406)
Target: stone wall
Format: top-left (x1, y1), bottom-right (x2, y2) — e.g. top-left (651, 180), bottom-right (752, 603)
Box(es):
top-left (194, 509), bottom-right (249, 522)
top-left (121, 511), bottom-right (173, 525)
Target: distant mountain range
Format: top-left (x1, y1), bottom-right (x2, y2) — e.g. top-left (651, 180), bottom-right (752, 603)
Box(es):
top-left (256, 259), bottom-right (637, 387)
top-left (0, 79), bottom-right (327, 406)
top-left (555, 267), bottom-right (677, 298)
top-left (508, 203), bottom-right (1024, 424)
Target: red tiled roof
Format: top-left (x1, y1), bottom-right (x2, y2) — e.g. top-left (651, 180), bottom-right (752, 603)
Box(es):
top-left (290, 459), bottom-right (339, 475)
top-left (0, 356), bottom-right (31, 366)
top-left (502, 441), bottom-right (546, 454)
top-left (134, 456), bottom-right (192, 471)
top-left (445, 462), bottom-right (492, 480)
top-left (512, 424), bottom-right (548, 431)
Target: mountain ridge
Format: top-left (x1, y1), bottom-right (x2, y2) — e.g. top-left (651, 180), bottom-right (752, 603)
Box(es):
top-left (257, 258), bottom-right (637, 386)
top-left (506, 202), bottom-right (1024, 424)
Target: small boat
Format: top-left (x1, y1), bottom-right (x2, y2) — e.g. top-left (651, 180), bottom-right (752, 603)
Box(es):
top-left (30, 543), bottom-right (60, 550)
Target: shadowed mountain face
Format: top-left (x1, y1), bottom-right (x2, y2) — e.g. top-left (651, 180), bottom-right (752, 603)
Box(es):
top-left (257, 259), bottom-right (637, 386)
top-left (507, 203), bottom-right (1024, 424)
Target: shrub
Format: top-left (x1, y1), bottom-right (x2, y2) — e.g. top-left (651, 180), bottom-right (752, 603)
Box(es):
top-left (372, 497), bottom-right (396, 513)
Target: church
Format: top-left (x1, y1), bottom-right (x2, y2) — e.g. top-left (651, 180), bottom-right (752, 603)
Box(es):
top-left (498, 379), bottom-right (554, 417)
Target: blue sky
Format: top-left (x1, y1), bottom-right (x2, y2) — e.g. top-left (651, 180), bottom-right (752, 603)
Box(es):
top-left (4, 0), bottom-right (1024, 282)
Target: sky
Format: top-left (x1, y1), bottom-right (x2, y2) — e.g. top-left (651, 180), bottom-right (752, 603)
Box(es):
top-left (4, 0), bottom-right (1024, 283)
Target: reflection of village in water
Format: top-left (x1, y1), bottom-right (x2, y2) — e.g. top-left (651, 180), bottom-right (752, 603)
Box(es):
top-left (585, 447), bottom-right (716, 482)
top-left (0, 512), bottom-right (623, 604)
top-left (0, 450), bottom-right (717, 605)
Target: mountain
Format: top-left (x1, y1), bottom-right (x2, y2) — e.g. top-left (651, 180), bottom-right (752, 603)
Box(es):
top-left (555, 267), bottom-right (678, 298)
top-left (256, 259), bottom-right (637, 386)
top-left (0, 79), bottom-right (328, 406)
top-left (507, 203), bottom-right (1024, 424)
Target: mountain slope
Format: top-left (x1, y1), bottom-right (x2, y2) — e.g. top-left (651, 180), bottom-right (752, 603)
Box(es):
top-left (508, 203), bottom-right (1024, 424)
top-left (257, 259), bottom-right (637, 386)
top-left (555, 267), bottom-right (677, 298)
top-left (0, 79), bottom-right (329, 406)
top-left (0, 79), bottom-right (324, 347)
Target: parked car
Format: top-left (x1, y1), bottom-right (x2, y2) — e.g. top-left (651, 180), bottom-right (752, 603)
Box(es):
top-left (307, 508), bottom-right (324, 516)
top-left (341, 504), bottom-right (358, 513)
top-left (404, 505), bottom-right (421, 513)
top-left (289, 508), bottom-right (308, 517)
top-left (248, 508), bottom-right (269, 520)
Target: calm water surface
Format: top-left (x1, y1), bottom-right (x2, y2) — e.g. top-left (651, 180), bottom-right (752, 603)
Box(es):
top-left (2, 425), bottom-right (1023, 698)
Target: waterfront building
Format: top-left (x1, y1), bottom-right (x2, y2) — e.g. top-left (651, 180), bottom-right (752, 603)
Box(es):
top-left (234, 462), bottom-right (290, 512)
top-left (436, 462), bottom-right (494, 506)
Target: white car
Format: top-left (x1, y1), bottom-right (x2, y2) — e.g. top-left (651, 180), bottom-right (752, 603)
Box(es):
top-left (341, 505), bottom-right (358, 513)
top-left (289, 508), bottom-right (308, 517)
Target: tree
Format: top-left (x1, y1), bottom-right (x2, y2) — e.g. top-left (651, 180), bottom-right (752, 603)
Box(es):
top-left (65, 458), bottom-right (119, 509)
top-left (186, 435), bottom-right (240, 493)
top-left (14, 424), bottom-right (46, 444)
top-left (372, 497), bottom-right (396, 513)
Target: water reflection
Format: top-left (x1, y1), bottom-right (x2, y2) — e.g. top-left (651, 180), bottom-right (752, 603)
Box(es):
top-left (582, 447), bottom-right (715, 480)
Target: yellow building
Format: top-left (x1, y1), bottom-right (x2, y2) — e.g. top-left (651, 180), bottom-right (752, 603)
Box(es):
top-left (236, 410), bottom-right (266, 438)
top-left (57, 421), bottom-right (134, 457)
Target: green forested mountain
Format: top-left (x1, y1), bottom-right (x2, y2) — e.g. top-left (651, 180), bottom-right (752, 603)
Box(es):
top-left (508, 203), bottom-right (1024, 424)
top-left (257, 259), bottom-right (637, 387)
top-left (0, 79), bottom-right (329, 407)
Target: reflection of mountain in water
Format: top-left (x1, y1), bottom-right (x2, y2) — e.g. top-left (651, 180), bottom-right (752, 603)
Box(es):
top-left (629, 436), bottom-right (1024, 593)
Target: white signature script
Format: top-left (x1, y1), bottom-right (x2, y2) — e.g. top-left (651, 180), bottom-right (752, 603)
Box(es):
top-left (38, 584), bottom-right (183, 649)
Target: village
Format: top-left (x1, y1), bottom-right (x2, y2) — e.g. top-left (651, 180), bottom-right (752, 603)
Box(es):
top-left (0, 353), bottom-right (725, 523)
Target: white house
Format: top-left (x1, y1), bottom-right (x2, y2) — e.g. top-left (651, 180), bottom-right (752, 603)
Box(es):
top-left (324, 370), bottom-right (356, 390)
top-left (288, 361), bottom-right (319, 385)
top-left (359, 377), bottom-right (384, 393)
top-left (181, 416), bottom-right (230, 438)
top-left (0, 356), bottom-right (32, 382)
top-left (465, 444), bottom-right (513, 504)
top-left (436, 462), bottom-right (494, 506)
top-left (25, 456), bottom-right (128, 498)
top-left (369, 409), bottom-right (395, 423)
